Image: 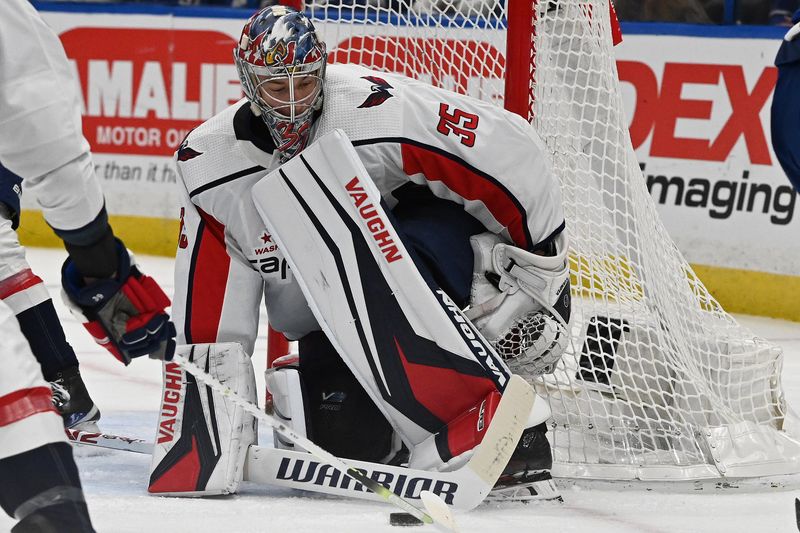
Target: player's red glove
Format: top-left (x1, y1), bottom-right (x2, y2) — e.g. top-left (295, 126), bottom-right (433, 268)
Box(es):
top-left (61, 239), bottom-right (176, 364)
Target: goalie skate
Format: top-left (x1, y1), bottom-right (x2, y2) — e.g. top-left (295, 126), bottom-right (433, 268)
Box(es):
top-left (487, 470), bottom-right (562, 502)
top-left (488, 422), bottom-right (563, 502)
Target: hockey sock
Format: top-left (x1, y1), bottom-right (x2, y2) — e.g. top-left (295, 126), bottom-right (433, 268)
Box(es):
top-left (16, 299), bottom-right (80, 381)
top-left (0, 442), bottom-right (94, 532)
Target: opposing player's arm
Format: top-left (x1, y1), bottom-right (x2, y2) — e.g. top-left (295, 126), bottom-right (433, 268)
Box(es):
top-left (52, 163), bottom-right (174, 364)
top-left (0, 1), bottom-right (90, 186)
top-left (0, 0), bottom-right (106, 236)
top-left (772, 24), bottom-right (800, 192)
top-left (0, 1), bottom-right (174, 364)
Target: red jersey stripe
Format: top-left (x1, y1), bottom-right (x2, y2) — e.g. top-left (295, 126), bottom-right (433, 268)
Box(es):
top-left (188, 208), bottom-right (231, 343)
top-left (0, 387), bottom-right (57, 427)
top-left (400, 143), bottom-right (531, 249)
top-left (0, 268), bottom-right (43, 300)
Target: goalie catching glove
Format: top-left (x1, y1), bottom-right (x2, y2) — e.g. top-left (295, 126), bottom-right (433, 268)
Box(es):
top-left (466, 232), bottom-right (571, 377)
top-left (61, 238), bottom-right (176, 364)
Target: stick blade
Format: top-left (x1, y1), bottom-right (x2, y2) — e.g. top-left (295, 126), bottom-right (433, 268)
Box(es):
top-left (420, 490), bottom-right (459, 532)
top-left (66, 428), bottom-right (154, 454)
top-left (468, 375), bottom-right (536, 486)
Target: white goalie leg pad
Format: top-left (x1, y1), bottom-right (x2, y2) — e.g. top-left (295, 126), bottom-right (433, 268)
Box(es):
top-left (264, 354), bottom-right (308, 452)
top-left (528, 393), bottom-right (552, 427)
top-left (148, 343), bottom-right (257, 496)
top-left (466, 232), bottom-right (571, 377)
top-left (252, 130), bottom-right (513, 474)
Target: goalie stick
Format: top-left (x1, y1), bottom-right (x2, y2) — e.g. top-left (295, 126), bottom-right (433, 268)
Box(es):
top-left (244, 403), bottom-right (526, 511)
top-left (173, 353), bottom-right (534, 529)
top-left (66, 427), bottom-right (153, 454)
top-left (173, 353), bottom-right (443, 528)
top-left (69, 424), bottom-right (535, 512)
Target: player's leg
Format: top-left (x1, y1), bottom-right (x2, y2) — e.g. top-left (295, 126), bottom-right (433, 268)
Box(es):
top-left (772, 48), bottom-right (800, 192)
top-left (263, 191), bottom-right (558, 498)
top-left (254, 134), bottom-right (532, 469)
top-left (391, 193), bottom-right (561, 500)
top-left (264, 192), bottom-right (484, 468)
top-left (390, 185), bottom-right (486, 309)
top-left (253, 132), bottom-right (561, 500)
top-left (267, 331), bottom-right (405, 464)
top-left (0, 301), bottom-right (94, 532)
top-left (0, 163), bottom-right (99, 429)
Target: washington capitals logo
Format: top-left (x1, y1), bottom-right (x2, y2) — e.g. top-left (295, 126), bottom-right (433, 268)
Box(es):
top-left (265, 40), bottom-right (292, 66)
top-left (358, 76), bottom-right (394, 109)
top-left (177, 139), bottom-right (202, 162)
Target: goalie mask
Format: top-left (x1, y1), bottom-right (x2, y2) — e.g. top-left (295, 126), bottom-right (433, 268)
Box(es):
top-left (234, 6), bottom-right (327, 161)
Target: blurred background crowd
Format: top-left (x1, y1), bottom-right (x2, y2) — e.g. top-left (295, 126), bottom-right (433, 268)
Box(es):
top-left (613, 0), bottom-right (799, 24)
top-left (35, 0), bottom-right (800, 25)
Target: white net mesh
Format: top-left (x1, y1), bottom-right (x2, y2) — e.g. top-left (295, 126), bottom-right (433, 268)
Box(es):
top-left (306, 1), bottom-right (507, 103)
top-left (302, 0), bottom-right (800, 480)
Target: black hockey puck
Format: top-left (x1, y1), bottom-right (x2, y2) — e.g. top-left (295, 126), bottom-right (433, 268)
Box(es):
top-left (389, 512), bottom-right (424, 527)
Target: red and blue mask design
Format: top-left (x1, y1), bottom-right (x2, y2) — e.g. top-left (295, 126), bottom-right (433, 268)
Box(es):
top-left (234, 6), bottom-right (327, 160)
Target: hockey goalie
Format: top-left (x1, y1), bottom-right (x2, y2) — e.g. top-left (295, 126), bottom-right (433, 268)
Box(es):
top-left (148, 6), bottom-right (571, 503)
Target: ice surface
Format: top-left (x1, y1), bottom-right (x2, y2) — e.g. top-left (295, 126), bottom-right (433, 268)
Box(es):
top-left (2, 248), bottom-right (799, 533)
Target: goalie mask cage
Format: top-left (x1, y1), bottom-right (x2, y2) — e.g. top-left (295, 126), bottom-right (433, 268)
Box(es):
top-left (288, 0), bottom-right (800, 481)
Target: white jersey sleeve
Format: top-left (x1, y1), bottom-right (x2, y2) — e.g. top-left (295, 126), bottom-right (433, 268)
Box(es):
top-left (172, 103), bottom-right (321, 347)
top-left (0, 0), bottom-right (104, 232)
top-left (172, 161), bottom-right (265, 355)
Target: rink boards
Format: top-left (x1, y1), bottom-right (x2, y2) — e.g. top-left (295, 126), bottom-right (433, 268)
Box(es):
top-left (22, 3), bottom-right (800, 320)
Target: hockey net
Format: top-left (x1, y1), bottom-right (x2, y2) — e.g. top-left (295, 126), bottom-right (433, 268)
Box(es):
top-left (295, 0), bottom-right (800, 480)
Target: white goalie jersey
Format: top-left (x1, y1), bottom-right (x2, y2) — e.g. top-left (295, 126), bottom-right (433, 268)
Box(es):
top-left (173, 63), bottom-right (565, 350)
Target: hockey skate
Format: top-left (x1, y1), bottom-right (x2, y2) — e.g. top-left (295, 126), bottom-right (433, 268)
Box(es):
top-left (50, 366), bottom-right (101, 430)
top-left (488, 422), bottom-right (563, 502)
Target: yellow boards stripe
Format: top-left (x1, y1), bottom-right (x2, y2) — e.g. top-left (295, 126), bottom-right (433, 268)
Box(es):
top-left (692, 264), bottom-right (800, 322)
top-left (18, 209), bottom-right (179, 259)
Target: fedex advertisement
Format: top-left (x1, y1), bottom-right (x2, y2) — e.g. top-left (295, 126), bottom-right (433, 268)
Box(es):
top-left (614, 35), bottom-right (795, 277)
